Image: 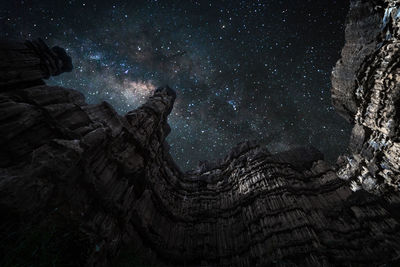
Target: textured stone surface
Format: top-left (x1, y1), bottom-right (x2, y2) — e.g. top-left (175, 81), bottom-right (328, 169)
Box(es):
top-left (0, 38), bottom-right (72, 91)
top-left (336, 0), bottom-right (400, 194)
top-left (1, 1), bottom-right (400, 266)
top-left (331, 0), bottom-right (384, 122)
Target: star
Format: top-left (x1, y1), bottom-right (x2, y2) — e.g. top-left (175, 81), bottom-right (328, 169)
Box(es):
top-left (1, 0), bottom-right (352, 170)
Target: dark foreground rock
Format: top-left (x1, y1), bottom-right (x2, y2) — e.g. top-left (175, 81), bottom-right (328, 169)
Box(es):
top-left (1, 0), bottom-right (400, 266)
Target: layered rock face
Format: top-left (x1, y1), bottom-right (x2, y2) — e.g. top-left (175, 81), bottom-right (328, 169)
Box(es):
top-left (334, 0), bottom-right (400, 194)
top-left (1, 1), bottom-right (400, 266)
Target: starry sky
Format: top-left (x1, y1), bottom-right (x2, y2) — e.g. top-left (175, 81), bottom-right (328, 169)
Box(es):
top-left (1, 0), bottom-right (352, 170)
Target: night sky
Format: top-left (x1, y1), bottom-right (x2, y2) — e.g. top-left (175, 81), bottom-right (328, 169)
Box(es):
top-left (1, 0), bottom-right (352, 170)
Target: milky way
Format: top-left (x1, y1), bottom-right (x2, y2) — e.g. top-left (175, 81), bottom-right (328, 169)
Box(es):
top-left (1, 0), bottom-right (352, 170)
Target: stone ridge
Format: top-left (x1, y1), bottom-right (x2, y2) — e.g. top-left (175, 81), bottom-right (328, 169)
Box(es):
top-left (0, 1), bottom-right (400, 266)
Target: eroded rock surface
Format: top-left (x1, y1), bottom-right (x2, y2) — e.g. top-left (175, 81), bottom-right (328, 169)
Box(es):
top-left (1, 1), bottom-right (400, 266)
top-left (336, 0), bottom-right (400, 194)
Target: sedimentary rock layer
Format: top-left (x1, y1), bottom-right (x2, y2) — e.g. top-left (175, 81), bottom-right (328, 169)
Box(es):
top-left (336, 0), bottom-right (400, 194)
top-left (1, 0), bottom-right (400, 266)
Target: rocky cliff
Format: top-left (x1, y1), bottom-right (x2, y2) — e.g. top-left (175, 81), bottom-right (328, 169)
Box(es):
top-left (1, 0), bottom-right (400, 266)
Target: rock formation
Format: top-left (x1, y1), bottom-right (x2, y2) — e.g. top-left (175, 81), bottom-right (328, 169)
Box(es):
top-left (332, 0), bottom-right (400, 195)
top-left (1, 0), bottom-right (400, 266)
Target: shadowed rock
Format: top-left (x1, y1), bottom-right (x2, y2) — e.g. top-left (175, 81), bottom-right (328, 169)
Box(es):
top-left (1, 1), bottom-right (400, 266)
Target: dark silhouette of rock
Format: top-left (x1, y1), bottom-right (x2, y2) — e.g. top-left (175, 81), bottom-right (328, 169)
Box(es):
top-left (0, 38), bottom-right (72, 91)
top-left (1, 1), bottom-right (400, 266)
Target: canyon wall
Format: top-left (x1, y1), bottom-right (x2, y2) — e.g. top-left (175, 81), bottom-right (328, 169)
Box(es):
top-left (1, 0), bottom-right (400, 266)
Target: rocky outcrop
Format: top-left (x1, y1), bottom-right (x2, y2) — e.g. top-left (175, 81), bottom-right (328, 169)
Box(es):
top-left (0, 38), bottom-right (72, 91)
top-left (331, 0), bottom-right (384, 122)
top-left (336, 0), bottom-right (400, 194)
top-left (1, 1), bottom-right (400, 266)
